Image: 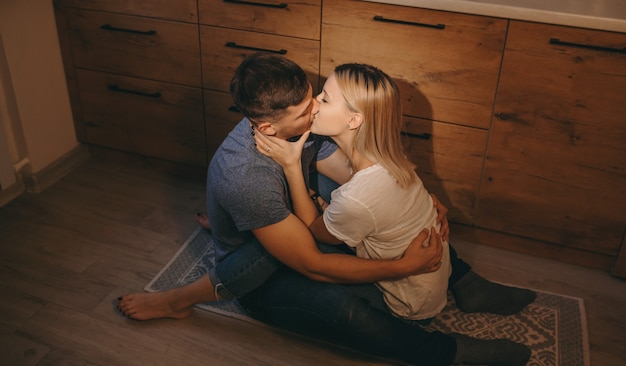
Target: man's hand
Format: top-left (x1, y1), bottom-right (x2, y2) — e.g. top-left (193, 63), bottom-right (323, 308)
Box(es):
top-left (431, 194), bottom-right (450, 242)
top-left (400, 227), bottom-right (444, 276)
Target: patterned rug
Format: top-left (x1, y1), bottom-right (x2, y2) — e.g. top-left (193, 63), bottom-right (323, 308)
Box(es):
top-left (146, 228), bottom-right (590, 366)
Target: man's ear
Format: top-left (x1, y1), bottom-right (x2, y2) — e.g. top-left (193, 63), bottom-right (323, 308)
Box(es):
top-left (348, 113), bottom-right (364, 130)
top-left (256, 121), bottom-right (277, 136)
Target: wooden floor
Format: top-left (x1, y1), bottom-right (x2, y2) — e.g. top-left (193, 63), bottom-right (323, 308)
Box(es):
top-left (1, 149), bottom-right (625, 366)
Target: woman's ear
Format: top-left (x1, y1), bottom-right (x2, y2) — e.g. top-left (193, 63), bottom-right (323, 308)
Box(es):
top-left (256, 121), bottom-right (277, 136)
top-left (347, 113), bottom-right (363, 130)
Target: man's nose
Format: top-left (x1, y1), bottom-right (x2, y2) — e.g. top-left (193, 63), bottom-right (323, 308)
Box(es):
top-left (311, 98), bottom-right (320, 114)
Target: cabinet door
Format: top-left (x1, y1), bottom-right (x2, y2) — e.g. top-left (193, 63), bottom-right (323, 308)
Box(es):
top-left (67, 9), bottom-right (201, 87)
top-left (59, 0), bottom-right (198, 22)
top-left (321, 0), bottom-right (506, 129)
top-left (200, 26), bottom-right (320, 93)
top-left (477, 21), bottom-right (626, 256)
top-left (76, 69), bottom-right (206, 166)
top-left (198, 0), bottom-right (321, 40)
top-left (204, 90), bottom-right (245, 160)
top-left (403, 117), bottom-right (487, 224)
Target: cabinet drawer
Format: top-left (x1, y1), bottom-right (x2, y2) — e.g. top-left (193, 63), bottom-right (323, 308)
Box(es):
top-left (201, 26), bottom-right (320, 92)
top-left (60, 0), bottom-right (198, 22)
top-left (204, 90), bottom-right (245, 158)
top-left (198, 0), bottom-right (321, 40)
top-left (321, 0), bottom-right (506, 129)
top-left (403, 117), bottom-right (487, 224)
top-left (67, 8), bottom-right (201, 87)
top-left (75, 69), bottom-right (206, 166)
top-left (478, 21), bottom-right (626, 254)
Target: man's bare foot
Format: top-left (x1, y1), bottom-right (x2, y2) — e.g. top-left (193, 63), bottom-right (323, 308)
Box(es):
top-left (195, 212), bottom-right (211, 230)
top-left (116, 275), bottom-right (217, 320)
top-left (117, 291), bottom-right (193, 320)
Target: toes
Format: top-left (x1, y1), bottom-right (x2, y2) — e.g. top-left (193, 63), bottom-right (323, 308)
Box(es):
top-left (113, 298), bottom-right (129, 318)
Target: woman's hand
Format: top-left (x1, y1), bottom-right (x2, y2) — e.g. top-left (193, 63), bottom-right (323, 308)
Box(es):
top-left (431, 194), bottom-right (450, 242)
top-left (254, 130), bottom-right (311, 170)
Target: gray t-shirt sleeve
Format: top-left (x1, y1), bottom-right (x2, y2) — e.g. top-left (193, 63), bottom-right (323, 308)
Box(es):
top-left (316, 136), bottom-right (339, 161)
top-left (223, 163), bottom-right (292, 232)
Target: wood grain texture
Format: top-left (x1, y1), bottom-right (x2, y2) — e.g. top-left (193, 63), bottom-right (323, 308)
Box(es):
top-left (403, 116), bottom-right (488, 224)
top-left (66, 8), bottom-right (202, 87)
top-left (200, 25), bottom-right (321, 93)
top-left (75, 69), bottom-right (206, 166)
top-left (478, 21), bottom-right (626, 258)
top-left (321, 0), bottom-right (506, 129)
top-left (198, 0), bottom-right (322, 40)
top-left (59, 0), bottom-right (199, 23)
top-left (0, 148), bottom-right (624, 365)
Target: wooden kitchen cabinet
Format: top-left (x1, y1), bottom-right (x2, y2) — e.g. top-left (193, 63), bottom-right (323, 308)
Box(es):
top-left (198, 0), bottom-right (321, 159)
top-left (321, 0), bottom-right (503, 223)
top-left (54, 0), bottom-right (626, 274)
top-left (75, 69), bottom-right (206, 166)
top-left (321, 0), bottom-right (507, 130)
top-left (59, 0), bottom-right (198, 22)
top-left (402, 117), bottom-right (488, 224)
top-left (203, 90), bottom-right (247, 156)
top-left (198, 0), bottom-right (321, 40)
top-left (477, 21), bottom-right (626, 270)
top-left (56, 0), bottom-right (205, 166)
top-left (66, 9), bottom-right (201, 87)
top-left (200, 26), bottom-right (321, 93)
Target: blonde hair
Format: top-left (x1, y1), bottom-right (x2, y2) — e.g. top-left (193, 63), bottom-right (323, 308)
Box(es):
top-left (334, 63), bottom-right (417, 188)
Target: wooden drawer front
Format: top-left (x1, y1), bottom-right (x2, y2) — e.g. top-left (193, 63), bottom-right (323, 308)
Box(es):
top-left (204, 90), bottom-right (245, 159)
top-left (403, 117), bottom-right (487, 224)
top-left (198, 0), bottom-right (321, 40)
top-left (201, 26), bottom-right (320, 92)
top-left (60, 0), bottom-right (198, 22)
top-left (75, 69), bottom-right (206, 166)
top-left (477, 21), bottom-right (626, 254)
top-left (321, 0), bottom-right (506, 129)
top-left (67, 9), bottom-right (201, 87)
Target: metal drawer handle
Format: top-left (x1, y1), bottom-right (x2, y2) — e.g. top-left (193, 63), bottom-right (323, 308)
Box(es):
top-left (224, 0), bottom-right (288, 9)
top-left (225, 42), bottom-right (288, 55)
top-left (402, 131), bottom-right (432, 140)
top-left (101, 24), bottom-right (156, 35)
top-left (549, 38), bottom-right (626, 54)
top-left (108, 84), bottom-right (162, 98)
top-left (373, 15), bottom-right (445, 30)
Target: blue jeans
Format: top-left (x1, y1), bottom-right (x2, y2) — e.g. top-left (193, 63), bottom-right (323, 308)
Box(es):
top-left (214, 239), bottom-right (460, 365)
top-left (208, 172), bottom-right (341, 300)
top-left (208, 237), bottom-right (280, 300)
top-left (238, 261), bottom-right (456, 366)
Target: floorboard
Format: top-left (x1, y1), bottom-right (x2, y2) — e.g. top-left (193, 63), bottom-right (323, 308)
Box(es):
top-left (0, 149), bottom-right (624, 365)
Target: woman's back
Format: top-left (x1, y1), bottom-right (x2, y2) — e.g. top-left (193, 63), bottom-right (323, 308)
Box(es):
top-left (324, 164), bottom-right (451, 320)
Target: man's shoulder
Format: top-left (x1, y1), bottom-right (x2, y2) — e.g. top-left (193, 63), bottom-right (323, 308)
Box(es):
top-left (214, 161), bottom-right (283, 190)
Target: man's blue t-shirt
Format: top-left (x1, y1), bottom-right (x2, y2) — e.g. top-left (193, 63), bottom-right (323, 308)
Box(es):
top-left (206, 118), bottom-right (337, 261)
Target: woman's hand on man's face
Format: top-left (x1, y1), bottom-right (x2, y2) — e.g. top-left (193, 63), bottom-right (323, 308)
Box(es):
top-left (254, 129), bottom-right (311, 170)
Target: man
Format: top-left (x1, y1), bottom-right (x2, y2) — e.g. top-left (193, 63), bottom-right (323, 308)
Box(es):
top-left (119, 53), bottom-right (535, 365)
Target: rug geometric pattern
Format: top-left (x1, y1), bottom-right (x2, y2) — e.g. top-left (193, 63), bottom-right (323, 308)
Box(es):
top-left (146, 228), bottom-right (590, 366)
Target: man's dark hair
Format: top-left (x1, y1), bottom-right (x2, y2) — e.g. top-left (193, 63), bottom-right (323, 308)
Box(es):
top-left (230, 52), bottom-right (310, 122)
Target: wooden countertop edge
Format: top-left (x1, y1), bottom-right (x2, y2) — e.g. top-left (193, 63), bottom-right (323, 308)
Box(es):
top-left (364, 0), bottom-right (626, 33)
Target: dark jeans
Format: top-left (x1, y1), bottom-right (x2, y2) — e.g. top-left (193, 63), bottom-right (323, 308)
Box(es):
top-left (237, 242), bottom-right (471, 366)
top-left (209, 237), bottom-right (281, 299)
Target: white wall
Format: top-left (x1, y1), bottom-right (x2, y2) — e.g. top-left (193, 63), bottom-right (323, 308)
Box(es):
top-left (0, 0), bottom-right (78, 185)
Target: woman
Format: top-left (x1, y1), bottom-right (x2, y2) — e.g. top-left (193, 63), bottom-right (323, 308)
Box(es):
top-left (254, 63), bottom-right (451, 322)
